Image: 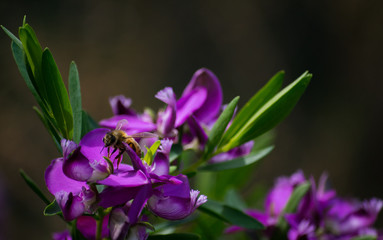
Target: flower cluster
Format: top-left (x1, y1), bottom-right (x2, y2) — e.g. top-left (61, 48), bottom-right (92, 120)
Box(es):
top-left (45, 68), bottom-right (256, 239)
top-left (227, 171), bottom-right (383, 240)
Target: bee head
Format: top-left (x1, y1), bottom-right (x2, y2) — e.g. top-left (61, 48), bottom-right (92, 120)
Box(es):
top-left (103, 132), bottom-right (116, 147)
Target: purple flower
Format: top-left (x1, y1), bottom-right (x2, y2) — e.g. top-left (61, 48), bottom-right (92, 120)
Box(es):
top-left (288, 220), bottom-right (316, 240)
top-left (109, 186), bottom-right (152, 240)
top-left (325, 198), bottom-right (383, 236)
top-left (147, 174), bottom-right (207, 220)
top-left (76, 215), bottom-right (110, 240)
top-left (109, 95), bottom-right (137, 116)
top-left (181, 68), bottom-right (223, 123)
top-left (52, 230), bottom-right (72, 240)
top-left (45, 157), bottom-right (90, 221)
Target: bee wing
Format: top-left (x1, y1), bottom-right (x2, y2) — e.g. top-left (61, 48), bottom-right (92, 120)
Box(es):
top-left (130, 132), bottom-right (158, 138)
top-left (116, 119), bottom-right (129, 130)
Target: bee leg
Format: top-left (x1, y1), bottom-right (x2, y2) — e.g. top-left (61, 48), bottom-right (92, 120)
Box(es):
top-left (110, 147), bottom-right (118, 158)
top-left (116, 150), bottom-right (123, 169)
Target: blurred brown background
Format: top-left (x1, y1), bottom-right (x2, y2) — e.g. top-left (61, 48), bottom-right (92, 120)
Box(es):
top-left (1, 0), bottom-right (383, 239)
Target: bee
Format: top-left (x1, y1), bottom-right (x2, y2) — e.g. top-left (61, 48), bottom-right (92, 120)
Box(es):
top-left (103, 119), bottom-right (157, 166)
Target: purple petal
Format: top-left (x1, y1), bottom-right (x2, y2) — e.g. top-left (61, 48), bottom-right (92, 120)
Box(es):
top-left (182, 68), bottom-right (223, 123)
top-left (149, 139), bottom-right (173, 176)
top-left (155, 87), bottom-right (176, 106)
top-left (97, 169), bottom-right (149, 188)
top-left (187, 116), bottom-right (208, 147)
top-left (109, 95), bottom-right (137, 116)
top-left (99, 115), bottom-right (156, 134)
top-left (45, 158), bottom-right (87, 195)
top-left (123, 142), bottom-right (148, 175)
top-left (98, 186), bottom-right (141, 208)
top-left (148, 175), bottom-right (207, 220)
top-left (62, 148), bottom-right (94, 182)
top-left (52, 230), bottom-right (72, 240)
top-left (210, 141), bottom-right (254, 163)
top-left (79, 128), bottom-right (119, 162)
top-left (77, 215), bottom-right (109, 239)
top-left (175, 87), bottom-right (207, 127)
top-left (61, 139), bottom-right (78, 160)
top-left (56, 191), bottom-right (85, 221)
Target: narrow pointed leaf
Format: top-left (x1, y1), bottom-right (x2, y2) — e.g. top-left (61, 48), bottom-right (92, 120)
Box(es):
top-left (143, 140), bottom-right (161, 165)
top-left (69, 61), bottom-right (82, 143)
top-left (10, 41), bottom-right (43, 108)
top-left (169, 143), bottom-right (182, 163)
top-left (204, 96), bottom-right (239, 159)
top-left (33, 106), bottom-right (62, 153)
top-left (19, 169), bottom-right (50, 205)
top-left (198, 200), bottom-right (264, 230)
top-left (221, 71), bottom-right (284, 146)
top-left (1, 25), bottom-right (22, 48)
top-left (44, 200), bottom-right (62, 216)
top-left (220, 72), bottom-right (311, 152)
top-left (224, 189), bottom-right (247, 211)
top-left (148, 233), bottom-right (200, 240)
top-left (278, 181), bottom-right (311, 229)
top-left (81, 111), bottom-right (99, 138)
top-left (198, 146), bottom-right (273, 172)
top-left (42, 48), bottom-right (73, 139)
top-left (19, 25), bottom-right (45, 99)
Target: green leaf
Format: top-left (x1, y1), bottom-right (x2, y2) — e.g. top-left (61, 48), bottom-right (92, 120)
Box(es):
top-left (278, 181), bottom-right (311, 229)
top-left (144, 140), bottom-right (161, 165)
top-left (69, 61), bottom-right (82, 143)
top-left (221, 71), bottom-right (284, 147)
top-left (33, 106), bottom-right (62, 153)
top-left (204, 96), bottom-right (239, 159)
top-left (81, 111), bottom-right (99, 138)
top-left (283, 181), bottom-right (311, 214)
top-left (10, 41), bottom-right (44, 108)
top-left (198, 200), bottom-right (264, 230)
top-left (169, 143), bottom-right (182, 163)
top-left (19, 169), bottom-right (50, 205)
top-left (148, 233), bottom-right (200, 240)
top-left (19, 25), bottom-right (45, 99)
top-left (350, 236), bottom-right (376, 240)
top-left (42, 48), bottom-right (74, 139)
top-left (44, 200), bottom-right (62, 216)
top-left (1, 25), bottom-right (23, 48)
top-left (224, 189), bottom-right (247, 211)
top-left (198, 146), bottom-right (273, 172)
top-left (219, 71), bottom-right (312, 152)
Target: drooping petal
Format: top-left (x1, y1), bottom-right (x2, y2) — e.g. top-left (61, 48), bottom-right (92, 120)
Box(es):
top-left (56, 191), bottom-right (85, 221)
top-left (77, 215), bottom-right (110, 240)
top-left (148, 175), bottom-right (207, 220)
top-left (181, 68), bottom-right (223, 123)
top-left (109, 95), bottom-right (137, 116)
top-left (175, 87), bottom-right (207, 127)
top-left (99, 115), bottom-right (156, 134)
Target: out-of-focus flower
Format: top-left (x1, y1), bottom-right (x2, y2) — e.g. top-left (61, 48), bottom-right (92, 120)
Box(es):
top-left (226, 170), bottom-right (383, 240)
top-left (52, 230), bottom-right (72, 240)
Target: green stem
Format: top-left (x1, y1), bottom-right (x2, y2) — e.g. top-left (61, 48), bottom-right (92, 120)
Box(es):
top-left (95, 215), bottom-right (103, 240)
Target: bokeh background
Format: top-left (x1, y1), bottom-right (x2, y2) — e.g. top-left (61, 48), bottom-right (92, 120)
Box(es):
top-left (1, 0), bottom-right (383, 239)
